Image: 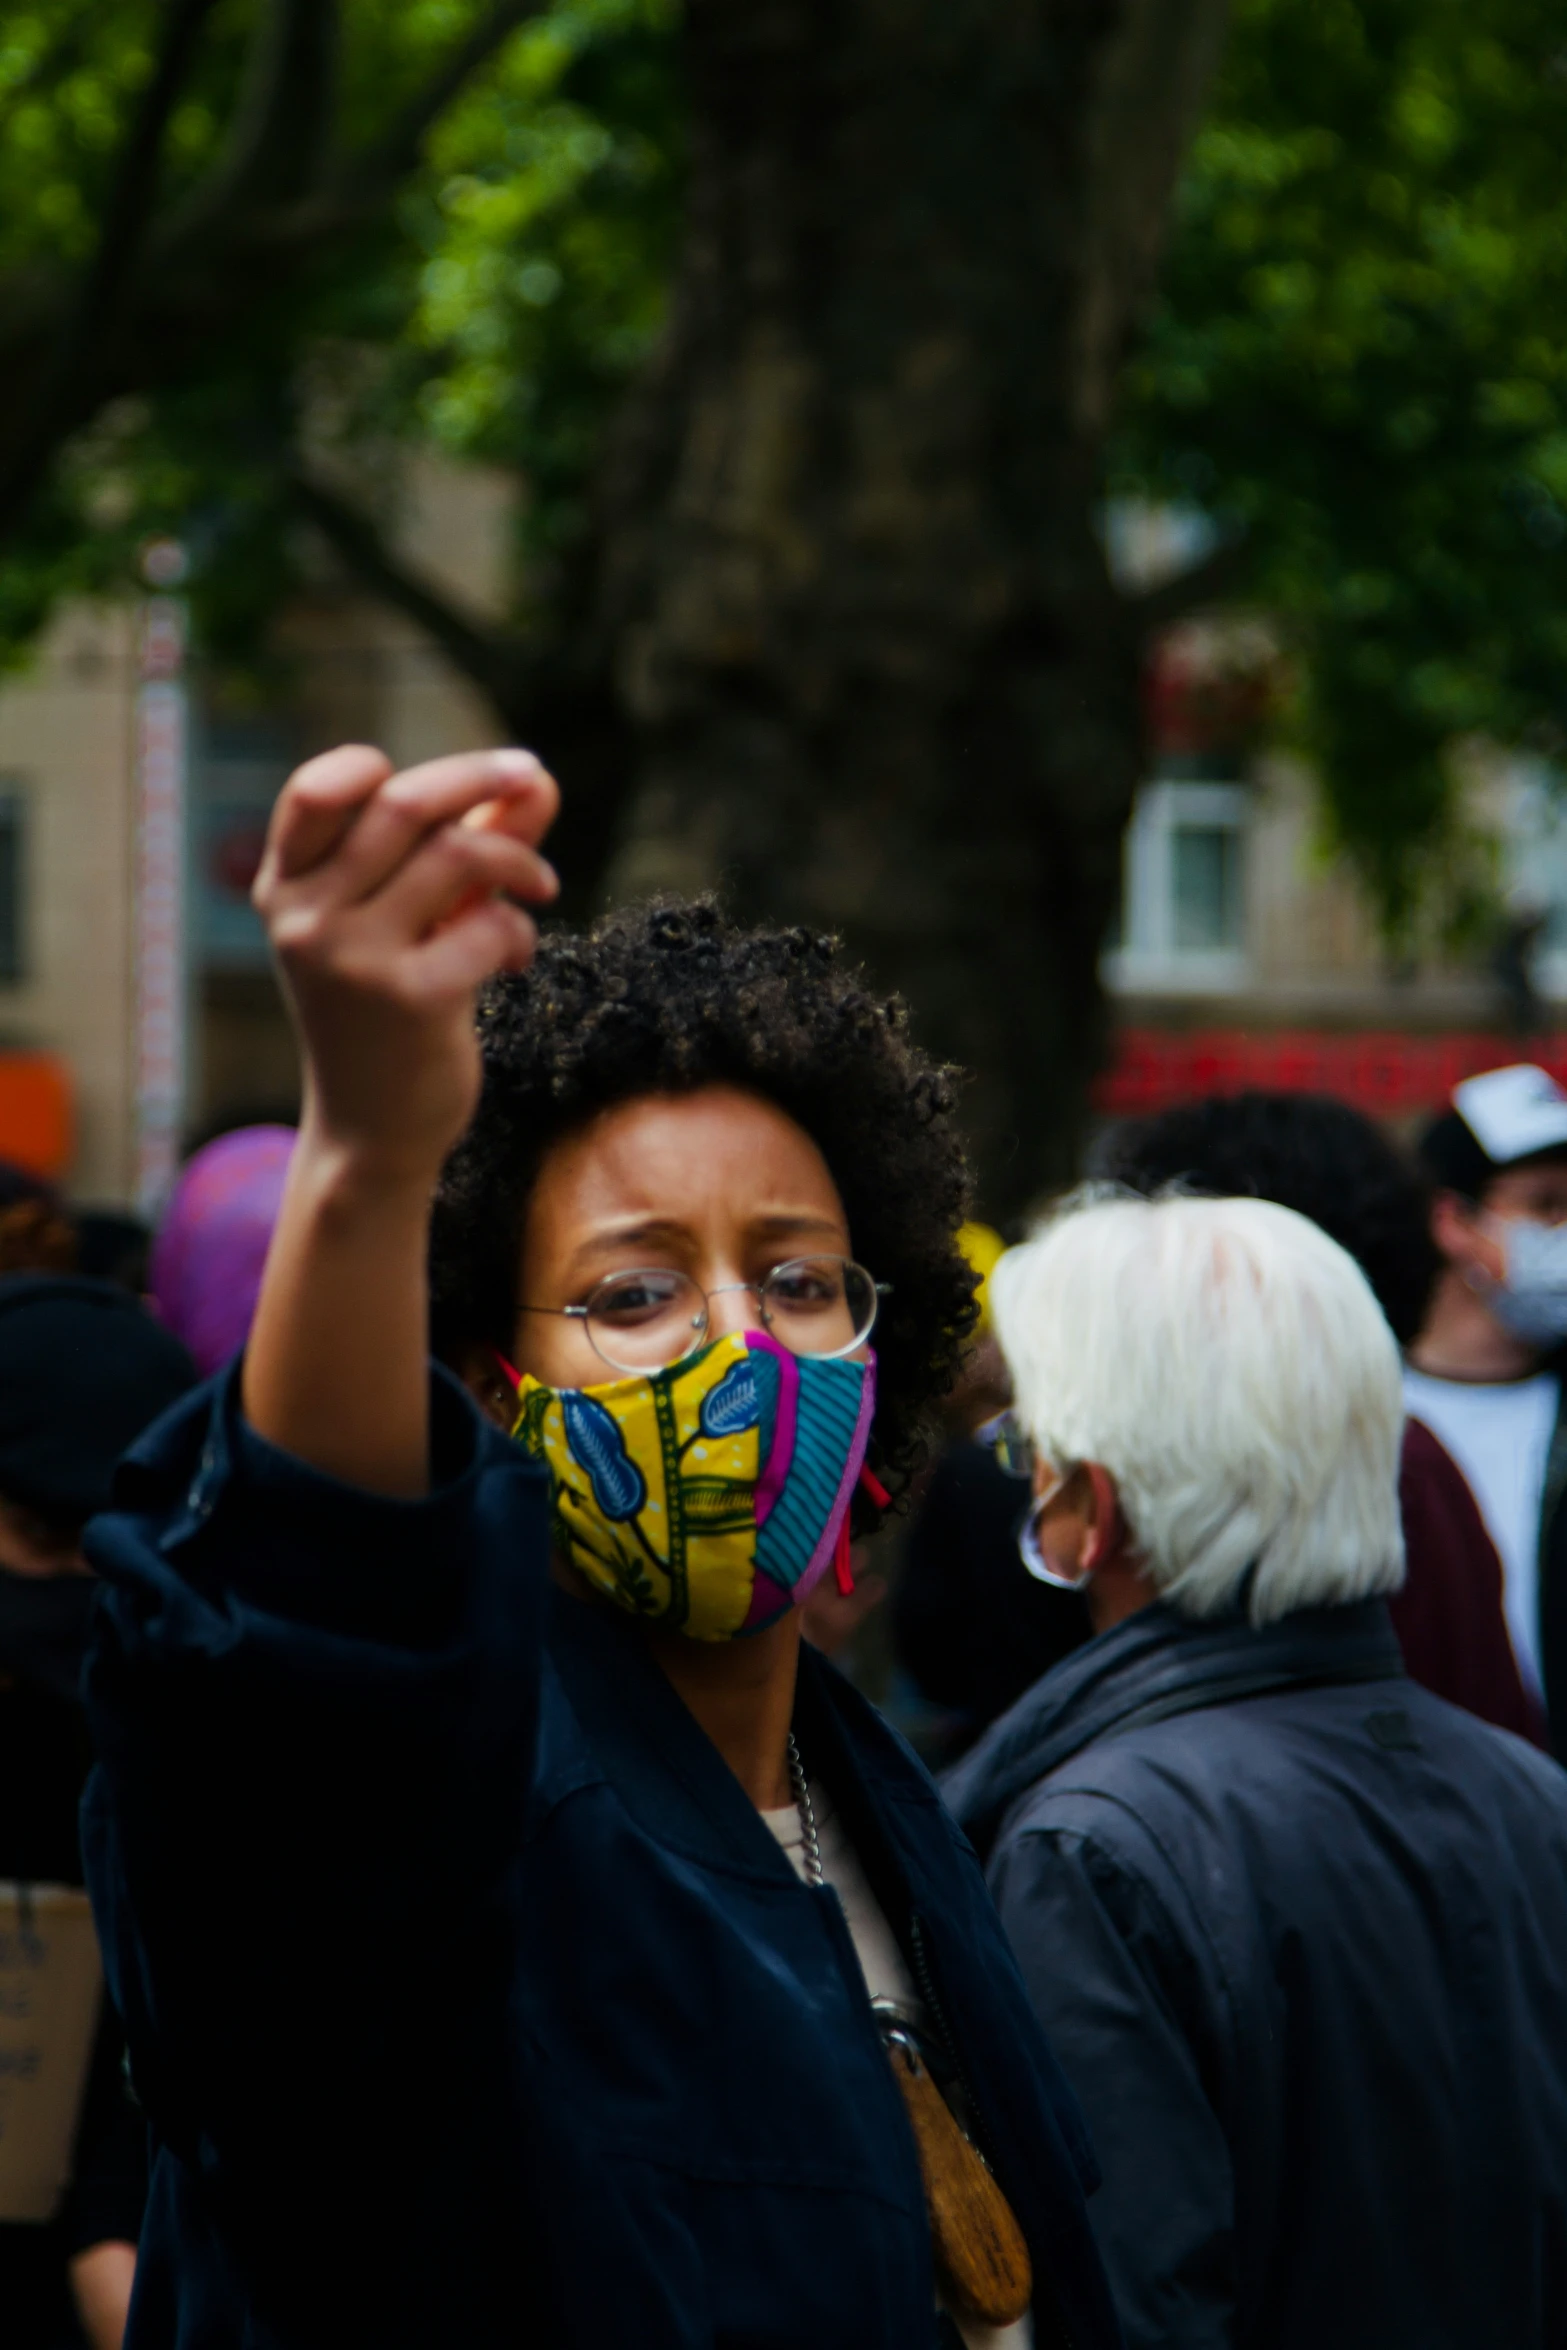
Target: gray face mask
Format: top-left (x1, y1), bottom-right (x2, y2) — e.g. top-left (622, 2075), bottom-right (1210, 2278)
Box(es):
top-left (1479, 1216), bottom-right (1567, 1347)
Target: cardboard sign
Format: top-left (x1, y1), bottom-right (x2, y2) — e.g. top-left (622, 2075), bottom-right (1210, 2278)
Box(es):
top-left (0, 1883), bottom-right (103, 2223)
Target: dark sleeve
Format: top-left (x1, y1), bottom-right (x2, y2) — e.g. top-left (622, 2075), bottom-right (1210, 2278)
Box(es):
top-left (1393, 1419), bottom-right (1546, 1744)
top-left (59, 2007), bottom-right (145, 2256)
top-left (988, 1820), bottom-right (1236, 2350)
top-left (79, 1360), bottom-right (552, 2336)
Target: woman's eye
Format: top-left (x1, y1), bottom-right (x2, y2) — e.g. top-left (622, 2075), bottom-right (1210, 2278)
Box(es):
top-left (593, 1271), bottom-right (688, 1325)
top-left (601, 1284), bottom-right (664, 1319)
top-left (770, 1270), bottom-right (836, 1309)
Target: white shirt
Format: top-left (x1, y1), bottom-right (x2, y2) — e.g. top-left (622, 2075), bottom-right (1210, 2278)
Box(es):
top-left (762, 1786), bottom-right (1033, 2350)
top-left (1402, 1368), bottom-right (1559, 1699)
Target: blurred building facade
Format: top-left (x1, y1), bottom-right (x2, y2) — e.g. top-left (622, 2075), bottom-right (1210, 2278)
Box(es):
top-left (1097, 513), bottom-right (1567, 1128)
top-left (0, 462), bottom-right (509, 1205)
top-left (0, 473), bottom-right (1561, 1204)
top-left (1098, 664), bottom-right (1562, 1126)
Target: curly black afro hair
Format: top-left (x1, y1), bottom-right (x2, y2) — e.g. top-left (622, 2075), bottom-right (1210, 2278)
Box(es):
top-left (430, 897), bottom-right (978, 1518)
top-left (1096, 1088), bottom-right (1440, 1346)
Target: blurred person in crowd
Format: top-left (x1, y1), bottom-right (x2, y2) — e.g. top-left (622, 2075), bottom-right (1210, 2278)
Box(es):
top-left (80, 746), bottom-right (1122, 2350)
top-left (0, 1164), bottom-right (79, 1278)
top-left (0, 1277), bottom-right (196, 2350)
top-left (72, 1217), bottom-right (150, 1298)
top-left (1408, 1063), bottom-right (1567, 1748)
top-left (1100, 1089), bottom-right (1539, 1742)
top-left (894, 1223), bottom-right (1090, 1756)
top-left (148, 1126), bottom-right (295, 1377)
top-left (945, 1192), bottom-right (1567, 2350)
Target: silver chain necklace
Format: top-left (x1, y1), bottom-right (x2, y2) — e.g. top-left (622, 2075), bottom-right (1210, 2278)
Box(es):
top-left (785, 1731), bottom-right (824, 1888)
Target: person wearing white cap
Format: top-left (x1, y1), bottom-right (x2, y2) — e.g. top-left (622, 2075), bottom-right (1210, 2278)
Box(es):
top-left (1408, 1062), bottom-right (1567, 1743)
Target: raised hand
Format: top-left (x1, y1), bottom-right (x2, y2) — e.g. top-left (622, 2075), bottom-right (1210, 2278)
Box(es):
top-left (253, 743), bottom-right (559, 1183)
top-left (244, 743), bottom-right (560, 1493)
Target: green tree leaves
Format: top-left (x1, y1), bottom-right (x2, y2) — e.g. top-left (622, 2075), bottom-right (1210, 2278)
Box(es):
top-left (3, 0), bottom-right (1564, 963)
top-left (0, 0), bottom-right (678, 666)
top-left (1118, 0), bottom-right (1567, 939)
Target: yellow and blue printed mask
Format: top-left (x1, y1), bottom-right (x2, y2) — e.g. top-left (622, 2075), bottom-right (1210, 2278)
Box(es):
top-left (511, 1329), bottom-right (876, 1642)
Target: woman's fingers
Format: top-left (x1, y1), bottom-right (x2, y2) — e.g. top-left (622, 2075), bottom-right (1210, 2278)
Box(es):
top-left (458, 756), bottom-right (560, 845)
top-left (261, 746), bottom-right (393, 886)
top-left (256, 741), bottom-right (562, 1029)
top-left (258, 746), bottom-right (558, 922)
top-left (400, 894), bottom-right (541, 1001)
top-left (332, 750), bottom-right (558, 907)
top-left (363, 822), bottom-right (559, 946)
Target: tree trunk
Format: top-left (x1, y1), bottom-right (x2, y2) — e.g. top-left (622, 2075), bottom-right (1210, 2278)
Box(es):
top-left (581, 0), bottom-right (1228, 1215)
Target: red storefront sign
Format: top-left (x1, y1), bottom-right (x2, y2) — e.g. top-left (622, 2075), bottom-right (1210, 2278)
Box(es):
top-left (1093, 1030), bottom-right (1567, 1120)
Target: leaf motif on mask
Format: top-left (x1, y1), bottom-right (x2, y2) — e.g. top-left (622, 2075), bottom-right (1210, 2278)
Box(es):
top-left (562, 1391), bottom-right (648, 1521)
top-left (679, 1476), bottom-right (758, 1533)
top-left (512, 1383), bottom-right (553, 1459)
top-left (700, 1359), bottom-right (759, 1437)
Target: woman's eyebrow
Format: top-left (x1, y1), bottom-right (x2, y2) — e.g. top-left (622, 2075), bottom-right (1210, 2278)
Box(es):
top-left (560, 1216), bottom-right (690, 1272)
top-left (559, 1208), bottom-right (845, 1279)
top-left (747, 1211), bottom-right (846, 1239)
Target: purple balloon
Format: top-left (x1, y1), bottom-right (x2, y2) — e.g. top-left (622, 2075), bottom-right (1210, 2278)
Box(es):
top-left (148, 1126), bottom-right (296, 1377)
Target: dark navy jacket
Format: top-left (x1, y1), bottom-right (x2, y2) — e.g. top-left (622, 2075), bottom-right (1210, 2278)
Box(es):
top-left (80, 1367), bottom-right (1121, 2350)
top-left (943, 1597), bottom-right (1567, 2350)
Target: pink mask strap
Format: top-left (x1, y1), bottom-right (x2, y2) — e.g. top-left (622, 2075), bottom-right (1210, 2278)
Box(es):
top-left (834, 1513), bottom-right (855, 1598)
top-left (493, 1353), bottom-right (522, 1391)
top-left (833, 1464), bottom-right (890, 1595)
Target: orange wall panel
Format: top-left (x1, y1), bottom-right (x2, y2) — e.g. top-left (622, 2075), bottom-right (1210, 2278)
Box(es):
top-left (0, 1055), bottom-right (72, 1180)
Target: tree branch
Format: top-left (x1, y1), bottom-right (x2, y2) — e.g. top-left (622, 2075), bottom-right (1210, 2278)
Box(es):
top-left (286, 462), bottom-right (637, 911)
top-left (0, 0), bottom-right (542, 548)
top-left (1073, 0), bottom-right (1232, 435)
top-left (344, 0), bottom-right (548, 194)
top-left (137, 0), bottom-right (542, 338)
top-left (158, 0), bottom-right (339, 242)
top-left (55, 0), bottom-right (226, 346)
top-left (287, 466), bottom-right (532, 718)
top-left (0, 0), bottom-right (227, 537)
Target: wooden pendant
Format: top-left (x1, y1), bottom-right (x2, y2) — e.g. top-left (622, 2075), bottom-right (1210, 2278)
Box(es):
top-left (884, 2028), bottom-right (1033, 2328)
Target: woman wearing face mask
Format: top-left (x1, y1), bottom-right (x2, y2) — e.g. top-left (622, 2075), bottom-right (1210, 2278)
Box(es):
top-left (79, 747), bottom-right (1120, 2350)
top-left (1408, 1062), bottom-right (1567, 1750)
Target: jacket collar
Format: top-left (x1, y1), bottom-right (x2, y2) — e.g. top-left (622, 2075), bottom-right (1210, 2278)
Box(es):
top-left (542, 1586), bottom-right (939, 1944)
top-left (942, 1595), bottom-right (1406, 1856)
top-left (544, 1585), bottom-right (800, 1880)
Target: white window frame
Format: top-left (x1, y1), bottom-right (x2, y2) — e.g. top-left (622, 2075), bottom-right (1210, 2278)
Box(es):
top-left (1104, 778), bottom-right (1250, 996)
top-left (1502, 760), bottom-right (1567, 1002)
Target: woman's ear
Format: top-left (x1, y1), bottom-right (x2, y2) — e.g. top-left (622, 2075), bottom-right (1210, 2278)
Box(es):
top-left (454, 1342), bottom-right (519, 1432)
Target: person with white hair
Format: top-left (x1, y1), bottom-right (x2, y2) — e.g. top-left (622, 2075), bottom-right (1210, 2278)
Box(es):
top-left (944, 1188), bottom-right (1567, 2350)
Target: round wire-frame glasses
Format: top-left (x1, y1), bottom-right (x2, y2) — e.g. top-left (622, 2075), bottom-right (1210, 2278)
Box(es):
top-left (519, 1255), bottom-right (890, 1377)
top-left (982, 1409), bottom-right (1035, 1480)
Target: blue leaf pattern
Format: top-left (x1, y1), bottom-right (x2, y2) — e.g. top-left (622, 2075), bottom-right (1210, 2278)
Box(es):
top-left (700, 1359), bottom-right (759, 1437)
top-left (563, 1391), bottom-right (648, 1521)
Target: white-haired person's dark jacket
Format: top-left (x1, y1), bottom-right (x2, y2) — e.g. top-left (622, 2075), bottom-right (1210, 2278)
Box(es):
top-left (943, 1592), bottom-right (1567, 2350)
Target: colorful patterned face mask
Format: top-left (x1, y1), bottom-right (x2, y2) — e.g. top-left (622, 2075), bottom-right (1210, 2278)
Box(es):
top-left (510, 1329), bottom-right (877, 1641)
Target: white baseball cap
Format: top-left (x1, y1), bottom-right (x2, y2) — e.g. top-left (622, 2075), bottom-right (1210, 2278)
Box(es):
top-left (1451, 1064), bottom-right (1567, 1166)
